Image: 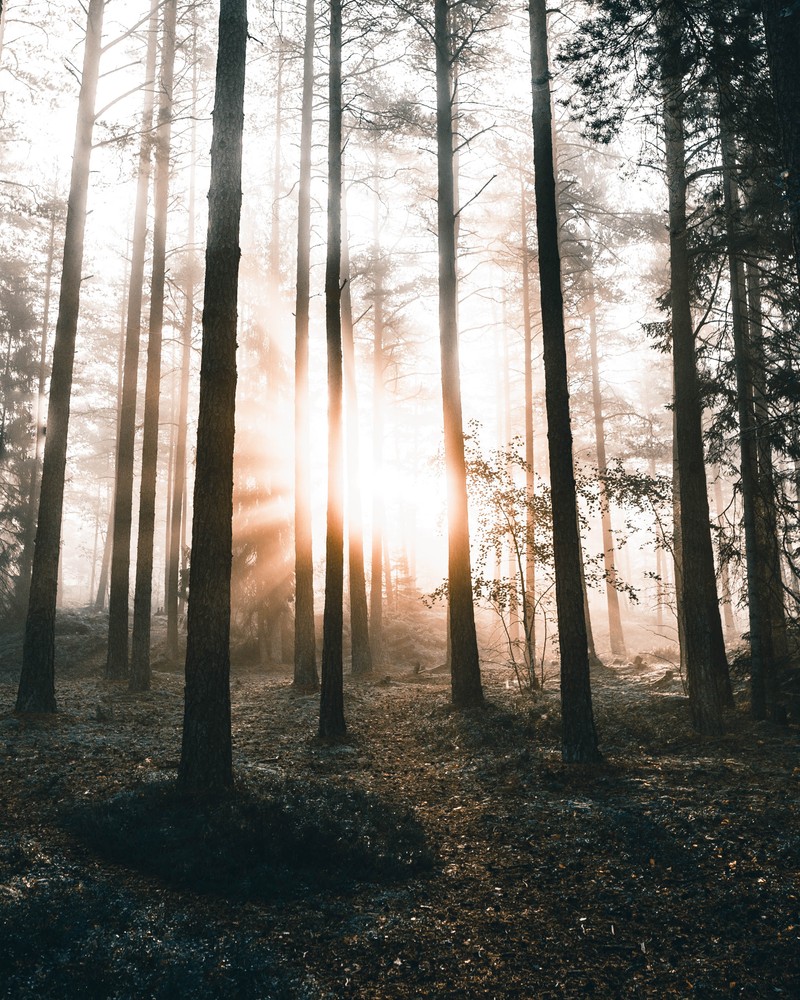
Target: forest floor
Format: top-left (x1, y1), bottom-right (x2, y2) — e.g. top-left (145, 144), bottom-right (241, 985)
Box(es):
top-left (0, 610), bottom-right (798, 998)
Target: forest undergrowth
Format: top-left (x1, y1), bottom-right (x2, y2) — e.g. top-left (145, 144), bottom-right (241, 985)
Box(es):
top-left (0, 613), bottom-right (798, 998)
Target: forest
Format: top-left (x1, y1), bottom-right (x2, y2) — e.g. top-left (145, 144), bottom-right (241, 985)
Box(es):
top-left (1, 0), bottom-right (799, 995)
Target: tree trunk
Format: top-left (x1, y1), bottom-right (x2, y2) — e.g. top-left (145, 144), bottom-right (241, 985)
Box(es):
top-left (761, 0), bottom-right (800, 287)
top-left (520, 177), bottom-right (538, 688)
top-left (319, 0), bottom-right (347, 740)
top-left (712, 472), bottom-right (736, 635)
top-left (130, 0), bottom-right (177, 693)
top-left (106, 0), bottom-right (160, 681)
top-left (747, 263), bottom-right (789, 718)
top-left (293, 0), bottom-right (318, 690)
top-left (178, 0), bottom-right (247, 793)
top-left (16, 0), bottom-right (104, 714)
top-left (16, 193), bottom-right (58, 612)
top-left (528, 0), bottom-right (599, 761)
top-left (369, 178), bottom-right (385, 668)
top-left (660, 6), bottom-right (730, 735)
top-left (167, 33), bottom-right (198, 663)
top-left (341, 194), bottom-right (372, 677)
top-left (587, 276), bottom-right (626, 658)
top-left (435, 0), bottom-right (483, 708)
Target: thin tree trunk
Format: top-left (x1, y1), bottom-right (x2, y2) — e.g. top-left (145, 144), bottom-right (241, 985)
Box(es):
top-left (520, 176), bottom-right (538, 687)
top-left (167, 32), bottom-right (198, 663)
top-left (341, 194), bottom-right (372, 677)
top-left (712, 472), bottom-right (736, 634)
top-left (319, 0), bottom-right (347, 739)
top-left (587, 276), bottom-right (626, 658)
top-left (16, 0), bottom-right (104, 713)
top-left (528, 0), bottom-right (598, 760)
top-left (130, 0), bottom-right (177, 693)
top-left (293, 0), bottom-right (318, 690)
top-left (178, 0), bottom-right (247, 793)
top-left (660, 6), bottom-right (730, 734)
top-left (17, 193), bottom-right (58, 612)
top-left (106, 0), bottom-right (160, 681)
top-left (369, 179), bottom-right (385, 668)
top-left (435, 0), bottom-right (482, 708)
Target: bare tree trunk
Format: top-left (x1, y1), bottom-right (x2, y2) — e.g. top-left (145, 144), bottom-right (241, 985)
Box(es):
top-left (435, 0), bottom-right (482, 708)
top-left (528, 0), bottom-right (598, 760)
top-left (293, 0), bottom-right (318, 690)
top-left (16, 193), bottom-right (58, 612)
top-left (341, 194), bottom-right (372, 677)
top-left (746, 265), bottom-right (790, 684)
top-left (16, 0), bottom-right (104, 713)
top-left (712, 472), bottom-right (736, 635)
top-left (178, 0), bottom-right (247, 793)
top-left (520, 177), bottom-right (538, 687)
top-left (106, 0), bottom-right (160, 681)
top-left (587, 277), bottom-right (626, 658)
top-left (166, 33), bottom-right (198, 663)
top-left (319, 0), bottom-right (347, 739)
top-left (130, 0), bottom-right (177, 693)
top-left (369, 179), bottom-right (385, 668)
top-left (660, 6), bottom-right (730, 734)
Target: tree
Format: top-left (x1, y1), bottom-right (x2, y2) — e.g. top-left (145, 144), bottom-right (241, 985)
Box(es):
top-left (341, 193), bottom-right (373, 677)
top-left (434, 0), bottom-right (483, 708)
top-left (319, 0), bottom-right (347, 740)
top-left (130, 0), bottom-right (178, 692)
top-left (293, 0), bottom-right (318, 691)
top-left (659, 4), bottom-right (732, 735)
top-left (179, 0), bottom-right (248, 793)
top-left (16, 0), bottom-right (105, 714)
top-left (761, 0), bottom-right (800, 286)
top-left (528, 0), bottom-right (599, 762)
top-left (106, 0), bottom-right (160, 681)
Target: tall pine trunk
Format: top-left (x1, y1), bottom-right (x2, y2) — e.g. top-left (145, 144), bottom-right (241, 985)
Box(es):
top-left (106, 0), bottom-right (160, 681)
top-left (16, 0), bottom-right (105, 713)
top-left (761, 0), bottom-right (800, 287)
top-left (293, 0), bottom-right (318, 690)
top-left (586, 276), bottom-right (626, 658)
top-left (434, 0), bottom-right (482, 708)
top-left (341, 195), bottom-right (372, 677)
top-left (16, 194), bottom-right (58, 612)
top-left (178, 0), bottom-right (248, 793)
top-left (369, 176), bottom-right (385, 668)
top-left (528, 0), bottom-right (599, 761)
top-left (130, 0), bottom-right (177, 692)
top-left (660, 6), bottom-right (731, 735)
top-left (319, 0), bottom-right (347, 739)
top-left (520, 177), bottom-right (538, 687)
top-left (167, 36), bottom-right (199, 663)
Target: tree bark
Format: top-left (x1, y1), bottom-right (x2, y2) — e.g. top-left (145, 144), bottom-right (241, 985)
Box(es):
top-left (178, 0), bottom-right (248, 793)
top-left (520, 177), bottom-right (538, 687)
top-left (528, 0), bottom-right (599, 761)
top-left (435, 0), bottom-right (483, 708)
top-left (660, 6), bottom-right (731, 735)
top-left (369, 178), bottom-right (385, 668)
top-left (341, 194), bottom-right (372, 677)
top-left (761, 0), bottom-right (800, 288)
top-left (319, 0), bottom-right (347, 740)
top-left (106, 0), bottom-right (160, 681)
top-left (587, 276), bottom-right (626, 658)
top-left (167, 34), bottom-right (199, 663)
top-left (130, 0), bottom-right (177, 692)
top-left (16, 0), bottom-right (104, 713)
top-left (293, 0), bottom-right (318, 690)
top-left (16, 193), bottom-right (58, 612)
